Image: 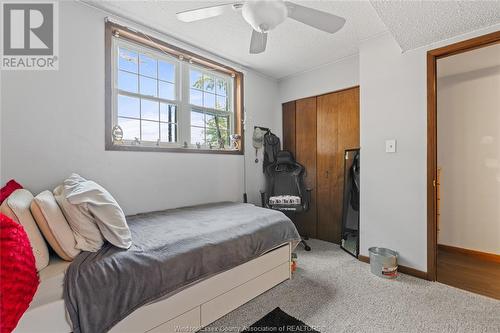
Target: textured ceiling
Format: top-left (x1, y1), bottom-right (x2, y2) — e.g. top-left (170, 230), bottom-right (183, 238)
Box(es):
top-left (84, 1), bottom-right (500, 79)
top-left (437, 42), bottom-right (500, 78)
top-left (370, 0), bottom-right (500, 52)
top-left (84, 0), bottom-right (388, 79)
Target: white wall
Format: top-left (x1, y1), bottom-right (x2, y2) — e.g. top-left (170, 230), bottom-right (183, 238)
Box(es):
top-left (278, 55), bottom-right (359, 103)
top-left (359, 25), bottom-right (500, 271)
top-left (437, 66), bottom-right (500, 255)
top-left (0, 1), bottom-right (280, 215)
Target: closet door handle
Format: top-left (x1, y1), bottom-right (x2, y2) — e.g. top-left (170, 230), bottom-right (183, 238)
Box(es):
top-left (325, 170), bottom-right (329, 179)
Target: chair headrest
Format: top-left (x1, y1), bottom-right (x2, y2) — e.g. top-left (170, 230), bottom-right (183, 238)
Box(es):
top-left (276, 151), bottom-right (296, 165)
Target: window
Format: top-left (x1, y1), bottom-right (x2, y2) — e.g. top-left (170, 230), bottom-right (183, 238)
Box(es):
top-left (105, 22), bottom-right (244, 154)
top-left (189, 69), bottom-right (232, 148)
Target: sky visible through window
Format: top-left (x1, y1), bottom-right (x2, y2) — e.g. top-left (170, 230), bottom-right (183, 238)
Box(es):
top-left (117, 47), bottom-right (177, 143)
top-left (114, 45), bottom-right (232, 147)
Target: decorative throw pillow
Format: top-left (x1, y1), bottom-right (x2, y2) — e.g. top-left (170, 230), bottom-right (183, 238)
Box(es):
top-left (0, 179), bottom-right (23, 204)
top-left (0, 213), bottom-right (40, 333)
top-left (53, 185), bottom-right (104, 252)
top-left (64, 174), bottom-right (132, 249)
top-left (0, 189), bottom-right (49, 271)
top-left (31, 191), bottom-right (81, 261)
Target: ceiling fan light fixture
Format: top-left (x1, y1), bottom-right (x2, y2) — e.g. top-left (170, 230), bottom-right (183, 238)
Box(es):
top-left (241, 1), bottom-right (288, 32)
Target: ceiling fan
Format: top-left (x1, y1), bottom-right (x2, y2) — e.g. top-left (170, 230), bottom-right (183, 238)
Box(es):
top-left (176, 0), bottom-right (346, 54)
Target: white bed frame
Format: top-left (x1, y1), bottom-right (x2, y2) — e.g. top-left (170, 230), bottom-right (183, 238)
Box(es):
top-left (15, 243), bottom-right (292, 333)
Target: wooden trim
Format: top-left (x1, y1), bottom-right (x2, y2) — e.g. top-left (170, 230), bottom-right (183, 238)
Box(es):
top-left (427, 30), bottom-right (500, 282)
top-left (427, 50), bottom-right (438, 281)
top-left (104, 21), bottom-right (244, 155)
top-left (107, 21), bottom-right (241, 76)
top-left (358, 255), bottom-right (369, 263)
top-left (428, 31), bottom-right (500, 59)
top-left (106, 145), bottom-right (243, 155)
top-left (281, 85), bottom-right (360, 104)
top-left (438, 244), bottom-right (500, 264)
top-left (358, 256), bottom-right (428, 280)
top-left (235, 73), bottom-right (245, 155)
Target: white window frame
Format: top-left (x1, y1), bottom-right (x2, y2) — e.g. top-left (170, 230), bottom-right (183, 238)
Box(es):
top-left (184, 63), bottom-right (234, 147)
top-left (111, 37), bottom-right (235, 150)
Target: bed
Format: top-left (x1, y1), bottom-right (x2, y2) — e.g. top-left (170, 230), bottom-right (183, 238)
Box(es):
top-left (15, 202), bottom-right (300, 333)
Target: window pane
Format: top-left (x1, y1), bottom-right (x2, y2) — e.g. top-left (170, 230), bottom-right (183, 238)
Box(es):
top-left (159, 61), bottom-right (175, 82)
top-left (203, 75), bottom-right (215, 92)
top-left (191, 127), bottom-right (205, 145)
top-left (190, 70), bottom-right (203, 89)
top-left (220, 130), bottom-right (229, 145)
top-left (205, 113), bottom-right (215, 127)
top-left (118, 70), bottom-right (138, 93)
top-left (139, 54), bottom-right (157, 78)
top-left (216, 96), bottom-right (227, 111)
top-left (217, 115), bottom-right (229, 130)
top-left (140, 76), bottom-right (158, 97)
top-left (160, 103), bottom-right (177, 123)
top-left (216, 79), bottom-right (227, 96)
top-left (191, 111), bottom-right (205, 127)
top-left (141, 99), bottom-right (159, 121)
top-left (118, 95), bottom-right (140, 118)
top-left (118, 117), bottom-right (140, 140)
top-left (141, 120), bottom-right (159, 142)
top-left (160, 123), bottom-right (177, 143)
top-left (159, 81), bottom-right (175, 100)
top-left (206, 127), bottom-right (220, 145)
top-left (190, 89), bottom-right (203, 106)
top-left (204, 92), bottom-right (215, 109)
top-left (118, 48), bottom-right (138, 73)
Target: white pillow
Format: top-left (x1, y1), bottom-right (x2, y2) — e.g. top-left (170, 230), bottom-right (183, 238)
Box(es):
top-left (64, 174), bottom-right (132, 249)
top-left (0, 189), bottom-right (50, 271)
top-left (54, 185), bottom-right (104, 252)
top-left (31, 190), bottom-right (81, 261)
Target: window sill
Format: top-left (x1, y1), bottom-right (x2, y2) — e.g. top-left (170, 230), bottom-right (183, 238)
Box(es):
top-left (105, 143), bottom-right (244, 155)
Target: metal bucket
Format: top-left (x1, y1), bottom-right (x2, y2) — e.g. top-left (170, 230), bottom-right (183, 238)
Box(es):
top-left (368, 247), bottom-right (398, 279)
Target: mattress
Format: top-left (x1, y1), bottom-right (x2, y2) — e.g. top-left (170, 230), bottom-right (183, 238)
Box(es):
top-left (64, 202), bottom-right (300, 333)
top-left (30, 255), bottom-right (71, 309)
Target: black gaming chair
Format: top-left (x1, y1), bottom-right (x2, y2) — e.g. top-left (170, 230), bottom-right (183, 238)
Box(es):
top-left (261, 151), bottom-right (312, 251)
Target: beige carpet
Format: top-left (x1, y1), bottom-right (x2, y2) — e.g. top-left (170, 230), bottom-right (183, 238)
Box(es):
top-left (207, 239), bottom-right (500, 333)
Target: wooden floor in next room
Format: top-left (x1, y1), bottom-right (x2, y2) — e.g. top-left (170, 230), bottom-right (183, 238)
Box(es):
top-left (437, 245), bottom-right (500, 300)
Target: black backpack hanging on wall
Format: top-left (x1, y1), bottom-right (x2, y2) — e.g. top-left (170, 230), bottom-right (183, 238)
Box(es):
top-left (263, 131), bottom-right (281, 172)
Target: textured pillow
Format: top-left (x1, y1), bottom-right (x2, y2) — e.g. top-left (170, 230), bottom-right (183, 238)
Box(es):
top-left (0, 179), bottom-right (23, 204)
top-left (64, 174), bottom-right (132, 249)
top-left (31, 191), bottom-right (81, 261)
top-left (0, 213), bottom-right (40, 333)
top-left (53, 185), bottom-right (104, 252)
top-left (0, 189), bottom-right (49, 271)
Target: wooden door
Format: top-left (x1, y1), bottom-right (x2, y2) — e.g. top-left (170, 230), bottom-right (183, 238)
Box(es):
top-left (316, 93), bottom-right (339, 242)
top-left (282, 101), bottom-right (296, 156)
top-left (316, 87), bottom-right (359, 243)
top-left (294, 97), bottom-right (317, 238)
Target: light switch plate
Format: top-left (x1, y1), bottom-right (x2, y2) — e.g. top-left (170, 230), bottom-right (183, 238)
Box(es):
top-left (386, 139), bottom-right (396, 153)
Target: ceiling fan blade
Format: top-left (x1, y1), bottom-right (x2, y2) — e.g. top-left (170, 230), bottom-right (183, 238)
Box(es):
top-left (285, 2), bottom-right (346, 34)
top-left (176, 3), bottom-right (239, 22)
top-left (250, 29), bottom-right (268, 54)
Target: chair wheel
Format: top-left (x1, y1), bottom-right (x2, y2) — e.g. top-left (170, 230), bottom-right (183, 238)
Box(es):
top-left (304, 245), bottom-right (311, 251)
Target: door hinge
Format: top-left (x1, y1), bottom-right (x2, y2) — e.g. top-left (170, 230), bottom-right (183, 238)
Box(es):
top-left (433, 180), bottom-right (436, 187)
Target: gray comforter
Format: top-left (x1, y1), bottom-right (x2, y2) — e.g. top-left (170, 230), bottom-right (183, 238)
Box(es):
top-left (64, 202), bottom-right (300, 333)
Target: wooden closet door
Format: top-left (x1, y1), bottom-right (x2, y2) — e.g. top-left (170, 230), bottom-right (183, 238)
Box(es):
top-left (317, 87), bottom-right (360, 243)
top-left (282, 101), bottom-right (296, 156)
top-left (294, 97), bottom-right (317, 238)
top-left (317, 93), bottom-right (339, 242)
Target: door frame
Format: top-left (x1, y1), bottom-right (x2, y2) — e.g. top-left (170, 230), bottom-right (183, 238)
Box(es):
top-left (426, 31), bottom-right (500, 281)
